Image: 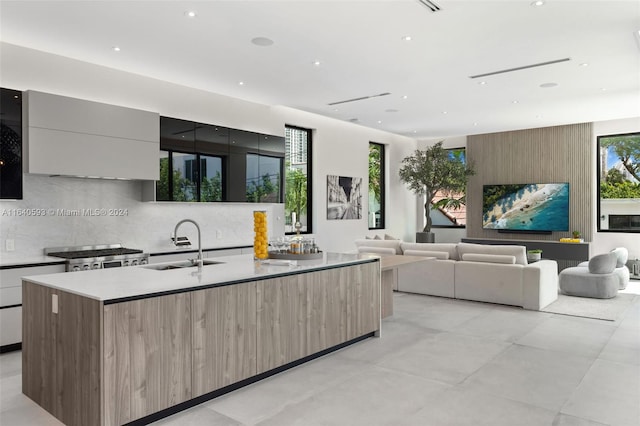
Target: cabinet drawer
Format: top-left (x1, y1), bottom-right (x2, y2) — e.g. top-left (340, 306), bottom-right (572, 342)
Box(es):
top-left (0, 264), bottom-right (65, 289)
top-left (0, 306), bottom-right (21, 346)
top-left (0, 287), bottom-right (21, 306)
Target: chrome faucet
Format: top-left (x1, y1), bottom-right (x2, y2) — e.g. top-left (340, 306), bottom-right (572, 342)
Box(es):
top-left (174, 219), bottom-right (203, 268)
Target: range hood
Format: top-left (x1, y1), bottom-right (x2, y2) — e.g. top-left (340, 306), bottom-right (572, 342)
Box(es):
top-left (23, 90), bottom-right (160, 180)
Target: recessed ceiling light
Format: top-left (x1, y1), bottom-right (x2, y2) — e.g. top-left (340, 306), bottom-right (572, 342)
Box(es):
top-left (185, 10), bottom-right (197, 18)
top-left (401, 35), bottom-right (412, 41)
top-left (540, 82), bottom-right (558, 88)
top-left (377, 120), bottom-right (383, 124)
top-left (442, 111), bottom-right (448, 114)
top-left (579, 63), bottom-right (589, 67)
top-left (402, 95), bottom-right (408, 99)
top-left (238, 81), bottom-right (245, 86)
top-left (473, 122), bottom-right (478, 126)
top-left (251, 37), bottom-right (274, 47)
top-left (312, 60), bottom-right (321, 66)
top-left (512, 100), bottom-right (519, 104)
top-left (112, 46), bottom-right (121, 52)
top-left (478, 81), bottom-right (487, 85)
top-left (530, 0), bottom-right (545, 7)
top-left (600, 87), bottom-right (607, 91)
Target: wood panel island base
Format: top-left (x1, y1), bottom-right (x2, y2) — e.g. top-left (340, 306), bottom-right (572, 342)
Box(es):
top-left (22, 254), bottom-right (380, 426)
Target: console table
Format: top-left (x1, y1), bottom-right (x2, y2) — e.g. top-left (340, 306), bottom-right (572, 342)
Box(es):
top-left (462, 238), bottom-right (590, 270)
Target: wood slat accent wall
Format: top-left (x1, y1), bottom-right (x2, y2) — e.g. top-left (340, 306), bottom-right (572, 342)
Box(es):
top-left (467, 123), bottom-right (593, 242)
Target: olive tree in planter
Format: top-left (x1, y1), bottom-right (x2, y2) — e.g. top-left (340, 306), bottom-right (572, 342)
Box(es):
top-left (399, 141), bottom-right (475, 243)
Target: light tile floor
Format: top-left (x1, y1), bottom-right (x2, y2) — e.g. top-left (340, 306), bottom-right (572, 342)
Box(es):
top-left (1, 285), bottom-right (639, 426)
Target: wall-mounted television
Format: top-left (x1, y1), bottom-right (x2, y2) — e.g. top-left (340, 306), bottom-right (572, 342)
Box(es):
top-left (482, 183), bottom-right (569, 233)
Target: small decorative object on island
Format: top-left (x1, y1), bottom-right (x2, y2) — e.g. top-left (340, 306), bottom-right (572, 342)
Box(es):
top-left (572, 230), bottom-right (581, 239)
top-left (398, 141), bottom-right (475, 243)
top-left (253, 210), bottom-right (268, 260)
top-left (527, 249), bottom-right (542, 262)
top-left (268, 219), bottom-right (322, 260)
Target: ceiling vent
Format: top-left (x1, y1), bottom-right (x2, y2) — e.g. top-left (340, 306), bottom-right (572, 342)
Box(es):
top-left (469, 58), bottom-right (571, 79)
top-left (417, 0), bottom-right (441, 12)
top-left (328, 92), bottom-right (391, 106)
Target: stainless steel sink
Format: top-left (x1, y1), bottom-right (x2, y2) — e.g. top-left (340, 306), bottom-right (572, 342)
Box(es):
top-left (143, 259), bottom-right (224, 271)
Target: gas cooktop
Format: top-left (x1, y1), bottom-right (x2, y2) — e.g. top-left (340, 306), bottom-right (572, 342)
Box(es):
top-left (46, 247), bottom-right (143, 259)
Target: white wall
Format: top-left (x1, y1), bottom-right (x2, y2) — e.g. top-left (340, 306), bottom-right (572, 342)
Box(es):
top-left (0, 175), bottom-right (284, 257)
top-left (0, 43), bottom-right (417, 256)
top-left (592, 117), bottom-right (640, 260)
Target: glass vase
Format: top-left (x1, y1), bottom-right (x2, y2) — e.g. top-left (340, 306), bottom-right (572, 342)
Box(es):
top-left (253, 210), bottom-right (268, 260)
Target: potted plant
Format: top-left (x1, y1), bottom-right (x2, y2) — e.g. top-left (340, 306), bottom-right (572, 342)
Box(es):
top-left (527, 249), bottom-right (543, 262)
top-left (572, 230), bottom-right (582, 240)
top-left (399, 141), bottom-right (475, 242)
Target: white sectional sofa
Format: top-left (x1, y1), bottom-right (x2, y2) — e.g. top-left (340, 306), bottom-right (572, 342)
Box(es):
top-left (354, 239), bottom-right (559, 310)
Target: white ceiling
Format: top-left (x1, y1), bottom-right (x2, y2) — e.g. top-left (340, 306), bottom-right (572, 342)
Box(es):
top-left (1, 0), bottom-right (639, 138)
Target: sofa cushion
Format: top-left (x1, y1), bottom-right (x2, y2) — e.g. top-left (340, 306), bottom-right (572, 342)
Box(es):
top-left (403, 249), bottom-right (449, 260)
top-left (456, 242), bottom-right (528, 266)
top-left (461, 253), bottom-right (516, 264)
top-left (610, 247), bottom-right (628, 268)
top-left (588, 252), bottom-right (617, 274)
top-left (400, 243), bottom-right (459, 260)
top-left (357, 246), bottom-right (396, 256)
top-left (354, 239), bottom-right (402, 254)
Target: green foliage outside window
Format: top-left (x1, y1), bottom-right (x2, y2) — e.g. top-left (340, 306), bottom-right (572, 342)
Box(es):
top-left (599, 134), bottom-right (640, 199)
top-left (286, 168), bottom-right (307, 219)
top-left (201, 172), bottom-right (223, 201)
top-left (368, 144), bottom-right (381, 206)
top-left (246, 173), bottom-right (278, 202)
top-left (157, 155), bottom-right (222, 201)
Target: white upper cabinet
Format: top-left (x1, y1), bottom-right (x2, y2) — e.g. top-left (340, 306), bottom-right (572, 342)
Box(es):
top-left (23, 91), bottom-right (159, 180)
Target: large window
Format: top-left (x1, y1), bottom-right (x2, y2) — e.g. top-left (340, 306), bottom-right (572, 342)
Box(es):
top-left (285, 125), bottom-right (312, 233)
top-left (597, 132), bottom-right (639, 232)
top-left (368, 142), bottom-right (385, 229)
top-left (430, 147), bottom-right (468, 228)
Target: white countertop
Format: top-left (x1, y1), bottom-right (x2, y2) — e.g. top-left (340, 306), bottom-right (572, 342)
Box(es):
top-left (22, 253), bottom-right (379, 302)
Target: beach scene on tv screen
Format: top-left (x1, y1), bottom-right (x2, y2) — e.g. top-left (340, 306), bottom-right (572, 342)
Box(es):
top-left (482, 183), bottom-right (569, 231)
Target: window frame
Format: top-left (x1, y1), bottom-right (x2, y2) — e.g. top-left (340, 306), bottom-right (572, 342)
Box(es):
top-left (368, 142), bottom-right (385, 230)
top-left (285, 125), bottom-right (313, 234)
top-left (596, 131), bottom-right (640, 234)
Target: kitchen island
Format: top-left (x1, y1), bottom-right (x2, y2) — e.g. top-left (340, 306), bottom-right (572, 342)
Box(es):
top-left (22, 253), bottom-right (381, 426)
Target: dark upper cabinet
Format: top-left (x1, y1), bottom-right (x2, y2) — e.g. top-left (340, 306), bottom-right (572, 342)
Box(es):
top-left (0, 88), bottom-right (23, 199)
top-left (195, 125), bottom-right (229, 156)
top-left (160, 117), bottom-right (195, 152)
top-left (157, 115), bottom-right (284, 203)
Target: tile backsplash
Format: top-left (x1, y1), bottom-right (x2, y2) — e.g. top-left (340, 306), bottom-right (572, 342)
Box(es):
top-left (0, 175), bottom-right (284, 257)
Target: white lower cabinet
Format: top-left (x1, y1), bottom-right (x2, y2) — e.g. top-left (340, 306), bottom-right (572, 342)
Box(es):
top-left (0, 263), bottom-right (65, 348)
top-left (0, 307), bottom-right (21, 347)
